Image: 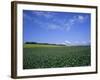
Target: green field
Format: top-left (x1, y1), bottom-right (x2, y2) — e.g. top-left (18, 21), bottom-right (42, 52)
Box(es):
top-left (23, 44), bottom-right (91, 69)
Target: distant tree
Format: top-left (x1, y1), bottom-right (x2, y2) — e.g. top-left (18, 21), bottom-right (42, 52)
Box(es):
top-left (25, 42), bottom-right (37, 44)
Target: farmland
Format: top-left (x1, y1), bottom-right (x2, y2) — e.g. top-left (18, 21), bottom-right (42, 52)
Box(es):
top-left (23, 44), bottom-right (91, 69)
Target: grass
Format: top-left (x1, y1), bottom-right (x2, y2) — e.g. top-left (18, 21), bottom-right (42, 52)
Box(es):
top-left (23, 44), bottom-right (91, 69)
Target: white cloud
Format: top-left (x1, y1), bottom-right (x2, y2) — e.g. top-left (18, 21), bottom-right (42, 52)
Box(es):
top-left (69, 15), bottom-right (85, 24)
top-left (69, 19), bottom-right (75, 25)
top-left (64, 24), bottom-right (71, 31)
top-left (81, 41), bottom-right (87, 44)
top-left (33, 12), bottom-right (44, 16)
top-left (78, 15), bottom-right (84, 20)
top-left (63, 15), bottom-right (86, 31)
top-left (62, 20), bottom-right (73, 31)
top-left (69, 15), bottom-right (86, 24)
top-left (64, 40), bottom-right (71, 44)
top-left (77, 15), bottom-right (85, 23)
top-left (23, 13), bottom-right (33, 21)
top-left (33, 11), bottom-right (54, 19)
top-left (31, 11), bottom-right (87, 31)
top-left (45, 22), bottom-right (71, 31)
top-left (47, 24), bottom-right (60, 30)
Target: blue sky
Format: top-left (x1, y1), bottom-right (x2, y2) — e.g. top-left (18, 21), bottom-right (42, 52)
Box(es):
top-left (23, 10), bottom-right (91, 45)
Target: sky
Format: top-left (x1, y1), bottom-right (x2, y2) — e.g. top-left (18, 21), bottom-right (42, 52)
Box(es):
top-left (23, 10), bottom-right (91, 45)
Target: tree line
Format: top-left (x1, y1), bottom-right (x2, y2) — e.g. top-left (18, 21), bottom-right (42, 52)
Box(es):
top-left (25, 42), bottom-right (65, 46)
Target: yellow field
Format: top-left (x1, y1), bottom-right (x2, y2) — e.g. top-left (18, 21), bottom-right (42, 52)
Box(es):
top-left (23, 44), bottom-right (64, 48)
